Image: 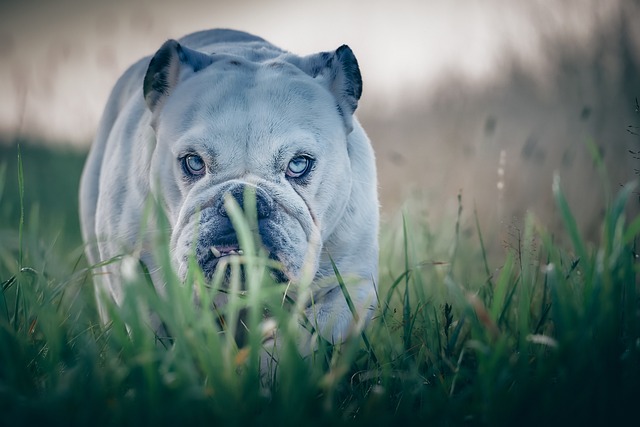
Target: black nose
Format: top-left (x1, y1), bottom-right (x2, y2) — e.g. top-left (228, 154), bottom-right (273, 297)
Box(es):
top-left (217, 185), bottom-right (272, 220)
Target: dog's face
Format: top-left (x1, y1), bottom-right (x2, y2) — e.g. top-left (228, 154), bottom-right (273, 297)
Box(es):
top-left (143, 41), bottom-right (362, 283)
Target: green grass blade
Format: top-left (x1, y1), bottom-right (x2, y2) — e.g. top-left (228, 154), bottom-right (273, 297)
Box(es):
top-left (0, 161), bottom-right (6, 205)
top-left (490, 252), bottom-right (514, 322)
top-left (498, 276), bottom-right (520, 328)
top-left (609, 181), bottom-right (637, 225)
top-left (402, 213), bottom-right (411, 353)
top-left (17, 144), bottom-right (25, 268)
top-left (447, 314), bottom-right (466, 356)
top-left (474, 203), bottom-right (493, 290)
top-left (584, 137), bottom-right (610, 202)
top-left (552, 173), bottom-right (588, 272)
top-left (623, 214), bottom-right (640, 245)
top-left (12, 276), bottom-right (22, 329)
top-left (448, 191), bottom-right (463, 275)
top-left (329, 257), bottom-right (358, 322)
top-left (329, 256), bottom-right (377, 363)
top-left (607, 181), bottom-right (637, 248)
top-left (0, 275), bottom-right (13, 323)
top-left (380, 270), bottom-right (411, 320)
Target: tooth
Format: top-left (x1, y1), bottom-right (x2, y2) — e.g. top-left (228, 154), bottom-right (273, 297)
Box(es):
top-left (211, 247), bottom-right (221, 258)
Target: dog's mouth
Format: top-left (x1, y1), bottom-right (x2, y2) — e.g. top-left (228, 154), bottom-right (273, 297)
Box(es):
top-left (198, 241), bottom-right (289, 284)
top-left (201, 243), bottom-right (244, 274)
top-left (210, 245), bottom-right (244, 259)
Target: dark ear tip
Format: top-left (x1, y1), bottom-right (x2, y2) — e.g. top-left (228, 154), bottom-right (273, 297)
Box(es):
top-left (144, 39), bottom-right (182, 111)
top-left (336, 44), bottom-right (353, 57)
top-left (158, 38), bottom-right (180, 50)
top-left (160, 39), bottom-right (185, 60)
top-left (149, 39), bottom-right (182, 67)
top-left (336, 44), bottom-right (362, 102)
top-left (147, 39), bottom-right (182, 73)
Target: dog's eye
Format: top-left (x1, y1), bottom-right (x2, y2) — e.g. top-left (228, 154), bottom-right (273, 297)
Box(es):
top-left (286, 156), bottom-right (313, 178)
top-left (182, 154), bottom-right (206, 176)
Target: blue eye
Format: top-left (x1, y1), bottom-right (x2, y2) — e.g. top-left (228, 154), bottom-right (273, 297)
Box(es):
top-left (182, 154), bottom-right (206, 176)
top-left (286, 156), bottom-right (313, 178)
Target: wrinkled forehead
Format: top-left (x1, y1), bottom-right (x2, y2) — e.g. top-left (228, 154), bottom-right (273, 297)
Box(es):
top-left (156, 61), bottom-right (343, 142)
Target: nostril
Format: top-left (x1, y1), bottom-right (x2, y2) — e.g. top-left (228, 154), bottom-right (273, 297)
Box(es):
top-left (256, 200), bottom-right (269, 219)
top-left (218, 203), bottom-right (228, 217)
top-left (256, 189), bottom-right (273, 220)
top-left (216, 185), bottom-right (273, 219)
top-left (256, 203), bottom-right (271, 219)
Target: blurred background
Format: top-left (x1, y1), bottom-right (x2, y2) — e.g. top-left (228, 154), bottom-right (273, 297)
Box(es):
top-left (1, 0), bottom-right (639, 256)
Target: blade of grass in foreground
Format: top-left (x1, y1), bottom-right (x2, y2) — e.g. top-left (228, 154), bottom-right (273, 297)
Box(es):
top-left (606, 181), bottom-right (637, 251)
top-left (402, 213), bottom-right (412, 353)
top-left (0, 162), bottom-right (6, 207)
top-left (489, 252), bottom-right (515, 323)
top-left (330, 256), bottom-right (377, 363)
top-left (380, 270), bottom-right (411, 320)
top-left (17, 144), bottom-right (25, 268)
top-left (552, 173), bottom-right (589, 279)
top-left (474, 203), bottom-right (493, 292)
top-left (623, 214), bottom-right (640, 245)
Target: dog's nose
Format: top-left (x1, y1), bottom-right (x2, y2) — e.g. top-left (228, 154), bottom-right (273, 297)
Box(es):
top-left (218, 185), bottom-right (272, 219)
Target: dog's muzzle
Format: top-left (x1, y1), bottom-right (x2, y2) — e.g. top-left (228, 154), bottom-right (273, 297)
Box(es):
top-left (194, 184), bottom-right (285, 281)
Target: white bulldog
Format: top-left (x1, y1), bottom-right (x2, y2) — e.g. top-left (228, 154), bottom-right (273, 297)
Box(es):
top-left (79, 29), bottom-right (378, 360)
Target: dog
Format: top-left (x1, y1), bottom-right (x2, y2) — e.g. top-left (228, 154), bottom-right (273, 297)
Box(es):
top-left (79, 28), bottom-right (379, 364)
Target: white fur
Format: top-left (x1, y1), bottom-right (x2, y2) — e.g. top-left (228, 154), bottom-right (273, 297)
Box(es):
top-left (79, 29), bottom-right (379, 361)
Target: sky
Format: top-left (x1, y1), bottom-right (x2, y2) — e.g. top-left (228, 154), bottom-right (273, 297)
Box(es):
top-left (0, 0), bottom-right (626, 145)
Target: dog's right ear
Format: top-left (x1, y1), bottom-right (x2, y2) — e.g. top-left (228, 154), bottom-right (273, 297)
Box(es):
top-left (143, 39), bottom-right (213, 113)
top-left (292, 45), bottom-right (362, 133)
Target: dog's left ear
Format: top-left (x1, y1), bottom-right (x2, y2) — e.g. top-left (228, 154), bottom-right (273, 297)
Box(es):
top-left (297, 45), bottom-right (363, 132)
top-left (143, 39), bottom-right (214, 114)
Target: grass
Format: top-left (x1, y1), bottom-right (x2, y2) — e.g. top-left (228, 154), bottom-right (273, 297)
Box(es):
top-left (0, 140), bottom-right (639, 426)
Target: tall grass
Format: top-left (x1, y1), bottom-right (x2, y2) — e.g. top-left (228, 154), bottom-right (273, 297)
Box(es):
top-left (0, 145), bottom-right (639, 426)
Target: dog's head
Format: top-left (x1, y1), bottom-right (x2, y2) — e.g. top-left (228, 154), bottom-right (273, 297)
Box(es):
top-left (142, 39), bottom-right (363, 283)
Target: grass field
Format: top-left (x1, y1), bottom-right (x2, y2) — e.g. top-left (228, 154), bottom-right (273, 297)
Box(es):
top-left (1, 140), bottom-right (639, 426)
